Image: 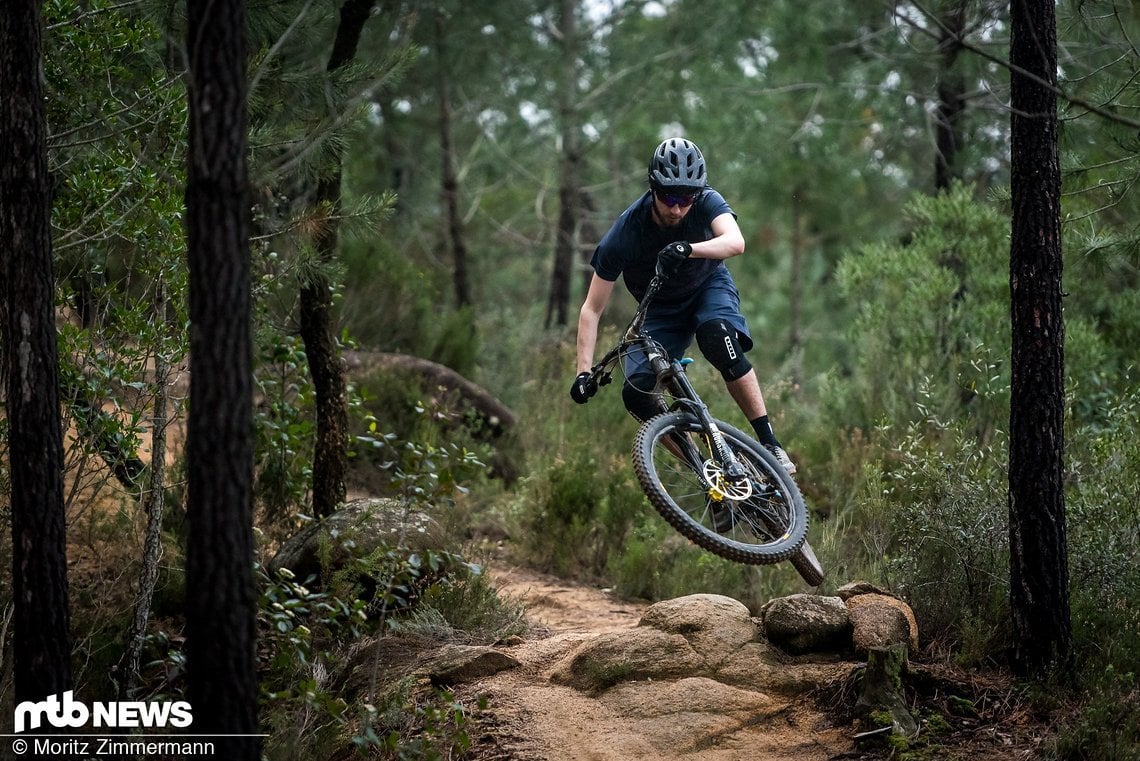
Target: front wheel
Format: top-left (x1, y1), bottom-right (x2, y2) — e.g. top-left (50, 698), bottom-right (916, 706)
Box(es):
top-left (632, 412), bottom-right (809, 565)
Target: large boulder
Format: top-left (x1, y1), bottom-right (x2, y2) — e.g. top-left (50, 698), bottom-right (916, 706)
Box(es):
top-left (267, 497), bottom-right (443, 582)
top-left (846, 593), bottom-right (920, 654)
top-left (428, 644), bottom-right (521, 687)
top-left (761, 594), bottom-right (852, 655)
top-left (637, 594), bottom-right (756, 659)
top-left (551, 593), bottom-right (854, 697)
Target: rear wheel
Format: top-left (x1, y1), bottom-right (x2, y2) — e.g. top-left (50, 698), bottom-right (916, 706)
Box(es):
top-left (790, 539), bottom-right (826, 586)
top-left (632, 412), bottom-right (808, 565)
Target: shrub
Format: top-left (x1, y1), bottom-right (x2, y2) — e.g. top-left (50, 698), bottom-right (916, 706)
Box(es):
top-left (1051, 382), bottom-right (1140, 760)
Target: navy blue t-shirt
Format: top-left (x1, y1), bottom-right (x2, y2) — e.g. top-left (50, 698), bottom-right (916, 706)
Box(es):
top-left (590, 188), bottom-right (735, 303)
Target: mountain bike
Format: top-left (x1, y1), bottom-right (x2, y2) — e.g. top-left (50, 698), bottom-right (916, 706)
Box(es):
top-left (581, 272), bottom-right (826, 585)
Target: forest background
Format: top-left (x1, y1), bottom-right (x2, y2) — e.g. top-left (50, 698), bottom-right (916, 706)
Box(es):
top-left (1, 0), bottom-right (1139, 759)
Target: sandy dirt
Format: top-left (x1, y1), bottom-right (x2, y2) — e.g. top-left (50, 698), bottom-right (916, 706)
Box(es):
top-left (468, 565), bottom-right (855, 761)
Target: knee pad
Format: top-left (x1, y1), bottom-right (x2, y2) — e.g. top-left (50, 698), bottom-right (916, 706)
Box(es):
top-left (696, 320), bottom-right (752, 382)
top-left (622, 373), bottom-right (666, 423)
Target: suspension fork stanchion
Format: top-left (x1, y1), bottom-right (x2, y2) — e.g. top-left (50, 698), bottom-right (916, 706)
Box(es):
top-left (656, 358), bottom-right (747, 483)
top-left (665, 364), bottom-right (752, 480)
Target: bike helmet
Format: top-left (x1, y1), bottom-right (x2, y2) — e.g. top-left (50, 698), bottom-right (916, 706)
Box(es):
top-left (647, 137), bottom-right (708, 190)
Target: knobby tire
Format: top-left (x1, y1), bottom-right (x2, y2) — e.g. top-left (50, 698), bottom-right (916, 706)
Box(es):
top-left (790, 538), bottom-right (826, 586)
top-left (632, 411), bottom-right (809, 565)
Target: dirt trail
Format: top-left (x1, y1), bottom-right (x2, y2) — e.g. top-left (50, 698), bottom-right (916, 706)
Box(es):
top-left (472, 565), bottom-right (853, 761)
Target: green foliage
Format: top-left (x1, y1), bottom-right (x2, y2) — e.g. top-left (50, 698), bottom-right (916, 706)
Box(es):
top-left (258, 565), bottom-right (367, 690)
top-left (354, 415), bottom-right (489, 503)
top-left (338, 238), bottom-right (481, 375)
top-left (859, 411), bottom-right (1011, 665)
top-left (329, 545), bottom-right (473, 626)
top-left (1050, 382), bottom-right (1140, 760)
top-left (833, 184), bottom-right (1011, 435)
top-left (385, 565), bottom-right (528, 643)
top-left (1048, 666), bottom-right (1140, 761)
top-left (609, 525), bottom-right (753, 603)
top-left (254, 335), bottom-right (317, 530)
top-left (359, 682), bottom-right (484, 761)
top-left (255, 541), bottom-right (515, 761)
top-left (518, 450), bottom-right (641, 579)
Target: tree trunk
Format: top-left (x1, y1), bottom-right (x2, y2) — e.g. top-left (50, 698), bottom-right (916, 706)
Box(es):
top-left (934, 3), bottom-right (967, 192)
top-left (120, 290), bottom-right (172, 697)
top-left (1, 0), bottom-right (73, 702)
top-left (299, 0), bottom-right (375, 519)
top-left (546, 0), bottom-right (579, 329)
top-left (184, 0), bottom-right (259, 755)
top-left (435, 8), bottom-right (472, 309)
top-left (1008, 0), bottom-right (1072, 681)
top-left (789, 183), bottom-right (804, 386)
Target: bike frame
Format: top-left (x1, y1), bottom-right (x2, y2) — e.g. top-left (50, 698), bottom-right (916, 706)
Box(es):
top-left (590, 274), bottom-right (746, 481)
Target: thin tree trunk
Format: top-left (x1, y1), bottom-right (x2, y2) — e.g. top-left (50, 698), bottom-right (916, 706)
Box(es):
top-left (120, 289), bottom-right (171, 697)
top-left (1007, 0), bottom-right (1071, 681)
top-left (934, 3), bottom-right (967, 192)
top-left (578, 188), bottom-right (598, 297)
top-left (1, 0), bottom-right (73, 702)
top-left (546, 0), bottom-right (579, 329)
top-left (185, 0), bottom-right (259, 754)
top-left (789, 184), bottom-right (804, 386)
top-left (299, 0), bottom-right (375, 519)
top-left (435, 9), bottom-right (471, 308)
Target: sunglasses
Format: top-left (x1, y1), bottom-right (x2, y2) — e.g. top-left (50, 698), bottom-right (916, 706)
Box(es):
top-left (655, 190), bottom-right (699, 208)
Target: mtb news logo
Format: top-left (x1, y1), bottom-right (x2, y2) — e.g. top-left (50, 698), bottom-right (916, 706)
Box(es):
top-left (13, 691), bottom-right (193, 733)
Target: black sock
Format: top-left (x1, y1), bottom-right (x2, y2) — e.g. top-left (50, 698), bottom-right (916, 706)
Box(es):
top-left (750, 415), bottom-right (781, 448)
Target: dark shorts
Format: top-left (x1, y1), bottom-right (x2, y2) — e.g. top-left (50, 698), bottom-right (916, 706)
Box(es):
top-left (623, 268), bottom-right (752, 380)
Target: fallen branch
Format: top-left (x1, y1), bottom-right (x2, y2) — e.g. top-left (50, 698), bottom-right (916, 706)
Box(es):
top-left (343, 350), bottom-right (517, 436)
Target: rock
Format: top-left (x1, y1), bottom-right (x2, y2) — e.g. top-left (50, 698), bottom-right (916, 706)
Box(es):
top-left (845, 593), bottom-right (919, 654)
top-left (429, 644), bottom-right (520, 687)
top-left (267, 497), bottom-right (442, 582)
top-left (550, 593), bottom-right (857, 697)
top-left (836, 580), bottom-right (893, 601)
top-left (599, 676), bottom-right (780, 748)
top-left (761, 594), bottom-right (851, 655)
top-left (550, 627), bottom-right (705, 695)
top-left (637, 594), bottom-right (756, 660)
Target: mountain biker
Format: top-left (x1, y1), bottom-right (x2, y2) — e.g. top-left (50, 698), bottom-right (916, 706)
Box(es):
top-left (570, 136), bottom-right (796, 475)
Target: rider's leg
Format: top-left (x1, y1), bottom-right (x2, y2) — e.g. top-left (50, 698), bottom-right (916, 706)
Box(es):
top-left (728, 371), bottom-right (796, 474)
top-left (696, 319), bottom-right (796, 474)
top-left (621, 372), bottom-right (666, 423)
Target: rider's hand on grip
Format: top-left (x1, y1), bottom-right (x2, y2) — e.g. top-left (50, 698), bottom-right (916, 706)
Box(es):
top-left (570, 372), bottom-right (598, 404)
top-left (656, 241), bottom-right (692, 278)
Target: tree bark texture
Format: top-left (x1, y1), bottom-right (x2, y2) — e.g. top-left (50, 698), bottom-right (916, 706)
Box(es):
top-left (1, 0), bottom-right (73, 701)
top-left (184, 0), bottom-right (259, 755)
top-left (789, 183), bottom-right (804, 385)
top-left (1007, 0), bottom-right (1072, 680)
top-left (546, 0), bottom-right (579, 329)
top-left (120, 290), bottom-right (171, 697)
top-left (934, 3), bottom-right (967, 192)
top-left (435, 9), bottom-right (472, 308)
top-left (299, 0), bottom-right (375, 518)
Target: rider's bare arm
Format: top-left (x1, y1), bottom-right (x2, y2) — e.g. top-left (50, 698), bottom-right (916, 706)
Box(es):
top-left (576, 274), bottom-right (616, 374)
top-left (689, 212), bottom-right (745, 261)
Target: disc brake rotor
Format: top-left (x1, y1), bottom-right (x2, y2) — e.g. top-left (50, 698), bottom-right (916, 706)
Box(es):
top-left (702, 460), bottom-right (752, 501)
